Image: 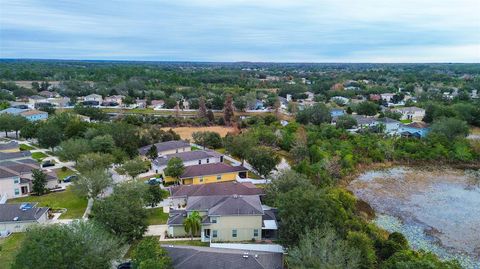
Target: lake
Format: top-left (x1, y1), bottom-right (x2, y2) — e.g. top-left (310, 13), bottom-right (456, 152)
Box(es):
top-left (349, 167), bottom-right (480, 269)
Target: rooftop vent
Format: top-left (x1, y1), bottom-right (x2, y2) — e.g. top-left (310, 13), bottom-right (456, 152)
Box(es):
top-left (242, 252), bottom-right (249, 259)
top-left (13, 217), bottom-right (19, 221)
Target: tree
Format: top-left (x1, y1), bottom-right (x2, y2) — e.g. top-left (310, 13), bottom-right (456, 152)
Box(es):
top-left (131, 237), bottom-right (173, 269)
top-left (346, 231), bottom-right (377, 269)
top-left (10, 114), bottom-right (29, 139)
top-left (73, 169), bottom-right (112, 199)
top-left (31, 169), bottom-right (47, 195)
top-left (223, 94), bottom-right (235, 126)
top-left (192, 131), bottom-right (223, 149)
top-left (246, 146), bottom-right (280, 178)
top-left (119, 157), bottom-right (148, 179)
top-left (274, 96), bottom-right (281, 119)
top-left (206, 110), bottom-right (215, 122)
top-left (91, 182), bottom-right (148, 242)
top-left (146, 144), bottom-right (158, 160)
top-left (382, 250), bottom-right (461, 269)
top-left (0, 113), bottom-right (13, 137)
top-left (264, 170), bottom-right (313, 207)
top-left (183, 211), bottom-right (202, 240)
top-left (355, 101), bottom-right (379, 116)
top-left (76, 153), bottom-right (114, 173)
top-left (12, 221), bottom-right (122, 269)
top-left (90, 135), bottom-right (115, 153)
top-left (37, 123), bottom-right (62, 151)
top-left (429, 117), bottom-right (469, 140)
top-left (296, 103), bottom-right (332, 125)
top-left (57, 138), bottom-right (92, 163)
top-left (287, 227), bottom-right (361, 269)
top-left (164, 157), bottom-right (185, 184)
top-left (145, 185), bottom-right (168, 207)
top-left (336, 115), bottom-right (357, 129)
top-left (20, 121), bottom-right (38, 139)
top-left (197, 96), bottom-right (207, 119)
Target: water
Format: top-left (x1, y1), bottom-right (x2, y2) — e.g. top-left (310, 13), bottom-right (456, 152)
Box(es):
top-left (349, 167), bottom-right (480, 269)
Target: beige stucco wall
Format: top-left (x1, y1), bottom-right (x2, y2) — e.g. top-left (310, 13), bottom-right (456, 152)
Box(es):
top-left (159, 147), bottom-right (191, 156)
top-left (207, 215), bottom-right (262, 242)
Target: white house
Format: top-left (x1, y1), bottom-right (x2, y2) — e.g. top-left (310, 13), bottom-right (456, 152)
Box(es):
top-left (139, 140), bottom-right (191, 157)
top-left (84, 94), bottom-right (103, 102)
top-left (0, 203), bottom-right (49, 233)
top-left (392, 107), bottom-right (425, 121)
top-left (152, 150), bottom-right (223, 174)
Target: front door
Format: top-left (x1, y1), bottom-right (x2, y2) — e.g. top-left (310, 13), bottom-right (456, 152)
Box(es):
top-left (21, 186), bottom-right (28, 195)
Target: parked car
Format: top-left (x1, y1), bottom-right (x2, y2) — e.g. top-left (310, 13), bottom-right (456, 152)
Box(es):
top-left (42, 160), bottom-right (55, 168)
top-left (117, 261), bottom-right (132, 269)
top-left (145, 177), bottom-right (162, 185)
top-left (63, 175), bottom-right (78, 183)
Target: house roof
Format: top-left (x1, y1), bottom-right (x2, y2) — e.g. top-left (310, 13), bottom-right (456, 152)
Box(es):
top-left (0, 141), bottom-right (18, 151)
top-left (0, 151), bottom-right (31, 161)
top-left (0, 107), bottom-right (27, 115)
top-left (186, 195), bottom-right (263, 216)
top-left (0, 161), bottom-right (39, 174)
top-left (405, 122), bottom-right (429, 128)
top-left (376, 117), bottom-right (400, 124)
top-left (0, 203), bottom-right (49, 222)
top-left (167, 210), bottom-right (187, 225)
top-left (0, 168), bottom-right (18, 179)
top-left (138, 140), bottom-right (190, 155)
top-left (20, 109), bottom-right (48, 116)
top-left (169, 181), bottom-right (263, 198)
top-left (153, 150), bottom-right (221, 167)
top-left (394, 106), bottom-right (425, 113)
top-left (163, 245), bottom-right (283, 269)
top-left (352, 115), bottom-right (377, 125)
top-left (180, 163), bottom-right (248, 179)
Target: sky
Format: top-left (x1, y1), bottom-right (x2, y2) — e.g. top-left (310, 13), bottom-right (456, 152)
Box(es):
top-left (1, 0), bottom-right (479, 62)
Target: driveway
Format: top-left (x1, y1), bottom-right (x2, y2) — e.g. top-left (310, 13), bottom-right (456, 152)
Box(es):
top-left (145, 224), bottom-right (168, 238)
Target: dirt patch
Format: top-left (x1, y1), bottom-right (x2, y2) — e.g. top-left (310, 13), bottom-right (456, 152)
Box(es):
top-left (161, 126), bottom-right (235, 140)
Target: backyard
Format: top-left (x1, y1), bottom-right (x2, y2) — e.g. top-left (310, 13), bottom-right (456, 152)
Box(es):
top-left (8, 187), bottom-right (87, 219)
top-left (0, 233), bottom-right (25, 269)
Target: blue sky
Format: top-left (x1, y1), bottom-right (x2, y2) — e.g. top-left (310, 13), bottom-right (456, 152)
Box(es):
top-left (1, 0), bottom-right (479, 62)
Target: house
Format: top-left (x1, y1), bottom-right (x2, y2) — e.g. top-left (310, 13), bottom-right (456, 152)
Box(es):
top-left (37, 91), bottom-right (58, 98)
top-left (28, 95), bottom-right (48, 108)
top-left (152, 150), bottom-right (223, 174)
top-left (84, 93), bottom-right (103, 102)
top-left (136, 99), bottom-right (147, 109)
top-left (380, 93), bottom-right (395, 102)
top-left (0, 203), bottom-right (49, 233)
top-left (392, 107), bottom-right (425, 121)
top-left (48, 97), bottom-right (71, 108)
top-left (164, 163), bottom-right (248, 185)
top-left (167, 194), bottom-right (278, 242)
top-left (398, 122), bottom-right (430, 138)
top-left (104, 95), bottom-right (125, 105)
top-left (369, 94), bottom-right (381, 101)
top-left (352, 115), bottom-right (378, 129)
top-left (20, 110), bottom-right (48, 121)
top-left (375, 117), bottom-right (401, 135)
top-left (471, 90), bottom-right (478, 99)
top-left (168, 181), bottom-right (264, 208)
top-left (150, 100), bottom-right (165, 109)
top-left (163, 245), bottom-right (283, 269)
top-left (0, 107), bottom-right (27, 115)
top-left (0, 159), bottom-right (59, 199)
top-left (0, 141), bottom-right (19, 153)
top-left (139, 140), bottom-right (191, 157)
top-left (278, 97), bottom-right (288, 109)
top-left (304, 91), bottom-right (315, 101)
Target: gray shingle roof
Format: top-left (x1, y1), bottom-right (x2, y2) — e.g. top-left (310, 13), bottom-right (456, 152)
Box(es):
top-left (0, 151), bottom-right (31, 161)
top-left (153, 150), bottom-right (221, 166)
top-left (138, 140), bottom-right (190, 155)
top-left (167, 210), bottom-right (187, 225)
top-left (0, 168), bottom-right (17, 179)
top-left (186, 195), bottom-right (263, 216)
top-left (163, 245), bottom-right (284, 269)
top-left (0, 203), bottom-right (49, 222)
top-left (0, 141), bottom-right (18, 151)
top-left (180, 163), bottom-right (248, 179)
top-left (376, 117), bottom-right (400, 124)
top-left (169, 181), bottom-right (263, 198)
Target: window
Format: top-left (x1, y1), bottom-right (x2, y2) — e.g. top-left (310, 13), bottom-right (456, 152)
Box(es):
top-left (216, 175), bottom-right (222, 181)
top-left (13, 178), bottom-right (19, 184)
top-left (198, 160), bottom-right (201, 164)
top-left (232, 229), bottom-right (237, 238)
top-left (14, 189), bottom-right (20, 195)
top-left (211, 217), bottom-right (217, 223)
top-left (207, 158), bottom-right (210, 163)
top-left (199, 177), bottom-right (204, 183)
top-left (212, 230), bottom-right (218, 238)
top-left (254, 229), bottom-right (259, 237)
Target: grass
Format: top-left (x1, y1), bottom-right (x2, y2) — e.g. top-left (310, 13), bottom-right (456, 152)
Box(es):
top-left (400, 119), bottom-right (413, 124)
top-left (8, 187), bottom-right (87, 219)
top-left (248, 171), bottom-right (262, 179)
top-left (159, 240), bottom-right (209, 247)
top-left (146, 208), bottom-right (169, 225)
top-left (31, 152), bottom-right (48, 162)
top-left (0, 233), bottom-right (26, 269)
top-left (19, 144), bottom-right (34, 151)
top-left (216, 148), bottom-right (226, 154)
top-left (54, 167), bottom-right (76, 180)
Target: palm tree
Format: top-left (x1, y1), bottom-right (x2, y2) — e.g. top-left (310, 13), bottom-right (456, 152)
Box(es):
top-left (183, 211), bottom-right (201, 240)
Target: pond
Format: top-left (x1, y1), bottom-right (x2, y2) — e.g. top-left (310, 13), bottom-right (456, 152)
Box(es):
top-left (349, 167), bottom-right (480, 269)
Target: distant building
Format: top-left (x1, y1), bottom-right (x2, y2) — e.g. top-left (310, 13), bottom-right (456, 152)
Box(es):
top-left (104, 95), bottom-right (125, 105)
top-left (398, 122), bottom-right (430, 138)
top-left (37, 91), bottom-right (58, 98)
top-left (380, 93), bottom-right (395, 102)
top-left (139, 140), bottom-right (191, 157)
top-left (83, 94), bottom-right (103, 103)
top-left (392, 107), bottom-right (425, 121)
top-left (152, 150), bottom-right (223, 174)
top-left (330, 96), bottom-right (349, 105)
top-left (150, 100), bottom-right (165, 109)
top-left (20, 110), bottom-right (48, 121)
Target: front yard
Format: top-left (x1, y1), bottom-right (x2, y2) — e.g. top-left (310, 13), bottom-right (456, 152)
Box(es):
top-left (146, 208), bottom-right (169, 225)
top-left (8, 187), bottom-right (87, 219)
top-left (0, 233), bottom-right (25, 269)
top-left (54, 167), bottom-right (76, 180)
top-left (31, 152), bottom-right (48, 162)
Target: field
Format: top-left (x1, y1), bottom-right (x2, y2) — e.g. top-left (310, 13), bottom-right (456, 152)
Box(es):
top-left (0, 233), bottom-right (25, 269)
top-left (8, 187), bottom-right (87, 219)
top-left (162, 126), bottom-right (234, 140)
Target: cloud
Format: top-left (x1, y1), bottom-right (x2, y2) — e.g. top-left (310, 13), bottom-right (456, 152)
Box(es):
top-left (0, 0), bottom-right (479, 62)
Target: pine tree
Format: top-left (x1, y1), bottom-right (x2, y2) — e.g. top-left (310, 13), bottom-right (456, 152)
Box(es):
top-left (197, 96), bottom-right (207, 119)
top-left (223, 94), bottom-right (234, 126)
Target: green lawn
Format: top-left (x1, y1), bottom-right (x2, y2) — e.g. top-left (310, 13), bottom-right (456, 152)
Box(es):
top-left (31, 152), bottom-right (48, 162)
top-left (0, 233), bottom-right (25, 269)
top-left (158, 240), bottom-right (209, 247)
top-left (8, 187), bottom-right (87, 219)
top-left (216, 148), bottom-right (226, 154)
top-left (400, 119), bottom-right (412, 124)
top-left (146, 208), bottom-right (169, 225)
top-left (54, 167), bottom-right (76, 180)
top-left (19, 144), bottom-right (34, 151)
